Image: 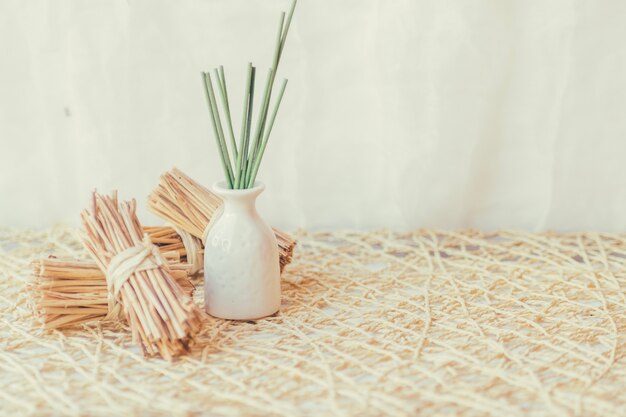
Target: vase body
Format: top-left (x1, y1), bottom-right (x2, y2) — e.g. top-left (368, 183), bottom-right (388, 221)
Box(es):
top-left (203, 181), bottom-right (281, 320)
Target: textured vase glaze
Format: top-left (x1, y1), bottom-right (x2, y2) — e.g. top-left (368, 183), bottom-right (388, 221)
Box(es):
top-left (203, 181), bottom-right (281, 320)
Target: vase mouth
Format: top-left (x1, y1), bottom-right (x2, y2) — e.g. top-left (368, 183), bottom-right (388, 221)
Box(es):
top-left (212, 180), bottom-right (265, 196)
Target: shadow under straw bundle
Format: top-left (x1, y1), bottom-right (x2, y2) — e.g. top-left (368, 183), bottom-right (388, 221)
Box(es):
top-left (148, 167), bottom-right (296, 272)
top-left (80, 192), bottom-right (202, 360)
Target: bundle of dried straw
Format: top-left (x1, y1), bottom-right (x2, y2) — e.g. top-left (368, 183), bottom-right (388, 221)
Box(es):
top-left (80, 192), bottom-right (202, 359)
top-left (32, 254), bottom-right (194, 330)
top-left (148, 167), bottom-right (296, 271)
top-left (31, 226), bottom-right (199, 330)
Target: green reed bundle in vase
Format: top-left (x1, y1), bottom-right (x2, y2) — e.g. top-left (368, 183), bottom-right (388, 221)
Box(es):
top-left (202, 0), bottom-right (296, 189)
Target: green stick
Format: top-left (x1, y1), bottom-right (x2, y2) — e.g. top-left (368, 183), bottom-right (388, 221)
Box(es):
top-left (240, 66), bottom-right (256, 188)
top-left (203, 72), bottom-right (234, 187)
top-left (215, 66), bottom-right (238, 163)
top-left (250, 12), bottom-right (284, 162)
top-left (202, 72), bottom-right (232, 188)
top-left (273, 12), bottom-right (286, 72)
top-left (279, 0), bottom-right (297, 59)
top-left (248, 79), bottom-right (288, 187)
top-left (245, 68), bottom-right (273, 186)
top-left (246, 2), bottom-right (296, 186)
top-left (234, 64), bottom-right (253, 189)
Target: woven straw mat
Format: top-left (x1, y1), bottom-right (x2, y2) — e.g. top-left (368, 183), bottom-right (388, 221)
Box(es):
top-left (1, 226), bottom-right (626, 416)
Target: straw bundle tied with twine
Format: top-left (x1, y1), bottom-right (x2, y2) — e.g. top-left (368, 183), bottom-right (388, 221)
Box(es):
top-left (149, 167), bottom-right (296, 272)
top-left (80, 191), bottom-right (202, 359)
top-left (31, 226), bottom-right (197, 331)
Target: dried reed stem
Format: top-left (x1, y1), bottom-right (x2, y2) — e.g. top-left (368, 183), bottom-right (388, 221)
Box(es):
top-left (148, 167), bottom-right (296, 271)
top-left (80, 191), bottom-right (202, 360)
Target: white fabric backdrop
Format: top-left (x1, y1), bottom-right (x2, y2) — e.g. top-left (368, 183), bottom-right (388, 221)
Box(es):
top-left (1, 0), bottom-right (625, 231)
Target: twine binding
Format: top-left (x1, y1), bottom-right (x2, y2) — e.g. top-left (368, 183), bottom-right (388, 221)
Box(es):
top-left (169, 224), bottom-right (203, 275)
top-left (104, 235), bottom-right (165, 320)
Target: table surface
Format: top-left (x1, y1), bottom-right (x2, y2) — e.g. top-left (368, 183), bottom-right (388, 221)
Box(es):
top-left (1, 226), bottom-right (626, 417)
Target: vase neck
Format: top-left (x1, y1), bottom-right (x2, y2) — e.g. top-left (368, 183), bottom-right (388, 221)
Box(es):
top-left (219, 193), bottom-right (260, 213)
top-left (213, 181), bottom-right (265, 214)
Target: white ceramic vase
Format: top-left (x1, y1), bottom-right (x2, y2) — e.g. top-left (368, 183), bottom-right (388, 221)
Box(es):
top-left (203, 181), bottom-right (281, 320)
